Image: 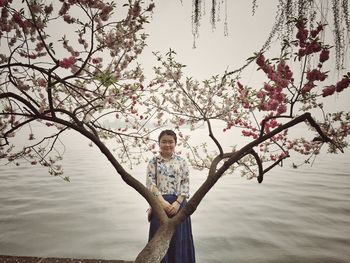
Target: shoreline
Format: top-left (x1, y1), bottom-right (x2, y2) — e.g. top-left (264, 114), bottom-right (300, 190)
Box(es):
top-left (0, 255), bottom-right (133, 263)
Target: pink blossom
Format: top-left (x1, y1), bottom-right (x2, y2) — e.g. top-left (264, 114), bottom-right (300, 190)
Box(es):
top-left (296, 28), bottom-right (308, 45)
top-left (277, 104), bottom-right (287, 115)
top-left (242, 101), bottom-right (250, 109)
top-left (306, 69), bottom-right (327, 82)
top-left (12, 12), bottom-right (26, 29)
top-left (59, 2), bottom-right (69, 16)
top-left (322, 85), bottom-right (336, 97)
top-left (1, 6), bottom-right (9, 18)
top-left (298, 48), bottom-right (306, 58)
top-left (237, 81), bottom-right (244, 90)
top-left (29, 3), bottom-right (42, 14)
top-left (319, 49), bottom-right (329, 63)
top-left (287, 142), bottom-right (294, 150)
top-left (178, 118), bottom-right (186, 126)
top-left (92, 57), bottom-right (102, 64)
top-left (44, 4), bottom-right (53, 15)
top-left (267, 99), bottom-right (279, 111)
top-left (261, 102), bottom-right (270, 111)
top-left (130, 3), bottom-right (141, 18)
top-left (263, 83), bottom-right (272, 92)
top-left (269, 119), bottom-right (278, 129)
top-left (296, 18), bottom-right (307, 30)
top-left (335, 77), bottom-right (350, 93)
top-left (305, 40), bottom-right (322, 55)
top-left (37, 78), bottom-right (47, 87)
top-left (257, 90), bottom-right (266, 99)
top-left (302, 82), bottom-right (316, 93)
top-left (311, 24), bottom-right (323, 38)
top-left (242, 130), bottom-right (250, 137)
top-left (271, 92), bottom-right (285, 102)
top-left (59, 56), bottom-right (76, 69)
top-left (242, 130), bottom-right (257, 138)
top-left (277, 60), bottom-right (293, 81)
top-left (63, 15), bottom-right (75, 23)
top-left (256, 53), bottom-right (265, 68)
top-left (279, 151), bottom-right (289, 159)
top-left (100, 5), bottom-right (113, 21)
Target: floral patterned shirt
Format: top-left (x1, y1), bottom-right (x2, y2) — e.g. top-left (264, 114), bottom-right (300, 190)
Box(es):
top-left (146, 154), bottom-right (190, 198)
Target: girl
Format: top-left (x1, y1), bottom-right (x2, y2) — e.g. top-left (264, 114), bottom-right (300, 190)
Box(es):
top-left (146, 129), bottom-right (196, 263)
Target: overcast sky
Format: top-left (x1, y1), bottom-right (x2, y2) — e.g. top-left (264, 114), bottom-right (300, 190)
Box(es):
top-left (139, 0), bottom-right (349, 112)
top-left (140, 1), bottom-right (279, 79)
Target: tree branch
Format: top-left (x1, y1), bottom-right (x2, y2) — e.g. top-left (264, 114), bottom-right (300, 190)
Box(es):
top-left (178, 112), bottom-right (337, 222)
top-left (248, 148), bottom-right (264, 183)
top-left (206, 118), bottom-right (224, 156)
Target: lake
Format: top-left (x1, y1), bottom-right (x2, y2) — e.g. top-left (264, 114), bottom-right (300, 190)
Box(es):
top-left (1, 130), bottom-right (350, 262)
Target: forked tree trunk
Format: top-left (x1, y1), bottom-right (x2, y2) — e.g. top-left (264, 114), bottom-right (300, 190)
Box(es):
top-left (134, 221), bottom-right (177, 263)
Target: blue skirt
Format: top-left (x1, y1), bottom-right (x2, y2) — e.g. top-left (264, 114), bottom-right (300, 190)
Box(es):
top-left (149, 195), bottom-right (196, 263)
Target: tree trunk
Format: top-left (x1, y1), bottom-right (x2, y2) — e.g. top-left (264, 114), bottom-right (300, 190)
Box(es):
top-left (134, 222), bottom-right (176, 263)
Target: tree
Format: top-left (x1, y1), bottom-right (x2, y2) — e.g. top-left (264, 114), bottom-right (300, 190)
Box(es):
top-left (0, 1), bottom-right (349, 262)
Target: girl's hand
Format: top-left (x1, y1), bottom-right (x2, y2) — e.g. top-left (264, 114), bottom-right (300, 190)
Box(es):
top-left (167, 201), bottom-right (181, 217)
top-left (161, 200), bottom-right (172, 214)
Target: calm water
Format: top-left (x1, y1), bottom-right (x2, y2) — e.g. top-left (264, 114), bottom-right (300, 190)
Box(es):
top-left (1, 131), bottom-right (350, 263)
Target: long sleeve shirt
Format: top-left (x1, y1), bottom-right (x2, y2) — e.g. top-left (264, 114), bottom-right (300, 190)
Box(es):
top-left (146, 154), bottom-right (190, 198)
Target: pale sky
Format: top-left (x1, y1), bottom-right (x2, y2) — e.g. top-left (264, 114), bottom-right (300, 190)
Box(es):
top-left (139, 0), bottom-right (349, 112)
top-left (140, 1), bottom-right (280, 79)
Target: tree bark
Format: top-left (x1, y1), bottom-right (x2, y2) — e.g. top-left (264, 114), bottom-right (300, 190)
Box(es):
top-left (134, 221), bottom-right (176, 263)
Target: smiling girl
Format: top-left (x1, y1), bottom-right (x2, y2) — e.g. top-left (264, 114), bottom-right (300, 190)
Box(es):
top-left (146, 129), bottom-right (196, 263)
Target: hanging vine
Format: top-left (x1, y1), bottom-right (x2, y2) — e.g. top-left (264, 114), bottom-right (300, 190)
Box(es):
top-left (191, 0), bottom-right (350, 70)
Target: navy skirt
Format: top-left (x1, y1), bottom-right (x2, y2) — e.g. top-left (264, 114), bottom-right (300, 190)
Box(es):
top-left (149, 195), bottom-right (196, 263)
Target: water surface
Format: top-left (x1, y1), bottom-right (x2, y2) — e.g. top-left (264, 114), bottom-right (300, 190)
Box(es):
top-left (1, 131), bottom-right (350, 262)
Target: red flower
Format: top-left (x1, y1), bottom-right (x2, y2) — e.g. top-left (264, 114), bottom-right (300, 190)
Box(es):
top-left (319, 49), bottom-right (329, 63)
top-left (336, 77), bottom-right (350, 93)
top-left (322, 85), bottom-right (336, 97)
top-left (306, 69), bottom-right (327, 82)
top-left (256, 53), bottom-right (265, 68)
top-left (277, 104), bottom-right (287, 115)
top-left (257, 90), bottom-right (266, 99)
top-left (59, 56), bottom-right (77, 69)
top-left (296, 28), bottom-right (308, 44)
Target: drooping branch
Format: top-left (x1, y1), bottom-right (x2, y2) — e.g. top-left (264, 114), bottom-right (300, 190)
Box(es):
top-left (248, 148), bottom-right (264, 183)
top-left (192, 0), bottom-right (350, 69)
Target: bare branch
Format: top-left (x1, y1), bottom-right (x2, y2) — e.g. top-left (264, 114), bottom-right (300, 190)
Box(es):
top-left (248, 148), bottom-right (264, 183)
top-left (206, 119), bottom-right (224, 156)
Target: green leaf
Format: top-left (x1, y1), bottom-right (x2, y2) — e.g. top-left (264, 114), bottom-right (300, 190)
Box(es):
top-left (64, 176), bottom-right (71, 182)
top-left (94, 71), bottom-right (118, 87)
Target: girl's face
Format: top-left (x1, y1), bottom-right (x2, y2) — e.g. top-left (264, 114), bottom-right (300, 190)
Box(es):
top-left (159, 134), bottom-right (176, 157)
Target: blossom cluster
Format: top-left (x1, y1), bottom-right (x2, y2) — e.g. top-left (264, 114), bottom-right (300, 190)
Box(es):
top-left (322, 75), bottom-right (350, 97)
top-left (59, 56), bottom-right (77, 69)
top-left (0, 0), bottom-right (155, 171)
top-left (255, 54), bottom-right (291, 115)
top-left (295, 19), bottom-right (324, 59)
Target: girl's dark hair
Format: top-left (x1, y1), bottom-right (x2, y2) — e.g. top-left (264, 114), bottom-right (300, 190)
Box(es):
top-left (158, 129), bottom-right (177, 144)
